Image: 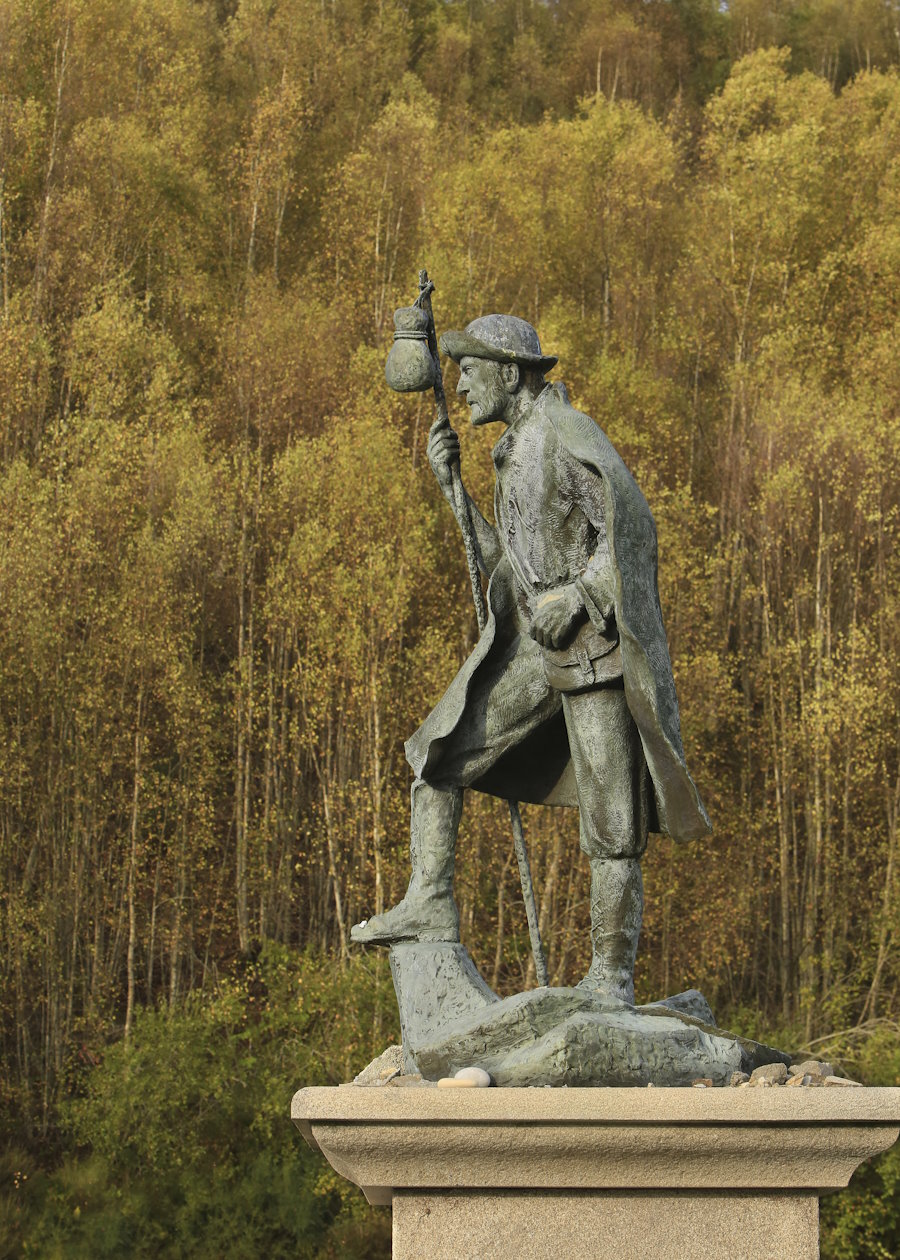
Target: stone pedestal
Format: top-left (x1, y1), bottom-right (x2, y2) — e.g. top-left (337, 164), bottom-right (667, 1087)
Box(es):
top-left (292, 1085), bottom-right (900, 1260)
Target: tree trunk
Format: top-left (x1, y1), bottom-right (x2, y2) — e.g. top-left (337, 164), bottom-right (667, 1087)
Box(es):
top-left (125, 683), bottom-right (144, 1042)
top-left (32, 22), bottom-right (68, 321)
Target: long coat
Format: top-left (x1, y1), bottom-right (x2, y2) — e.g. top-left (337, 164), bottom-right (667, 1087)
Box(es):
top-left (405, 384), bottom-right (711, 844)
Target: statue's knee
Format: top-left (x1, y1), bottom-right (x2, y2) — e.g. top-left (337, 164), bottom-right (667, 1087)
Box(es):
top-left (579, 827), bottom-right (647, 861)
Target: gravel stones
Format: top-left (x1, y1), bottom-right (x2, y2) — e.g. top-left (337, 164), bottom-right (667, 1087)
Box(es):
top-left (731, 1058), bottom-right (862, 1089)
top-left (790, 1059), bottom-right (834, 1079)
top-left (749, 1062), bottom-right (789, 1086)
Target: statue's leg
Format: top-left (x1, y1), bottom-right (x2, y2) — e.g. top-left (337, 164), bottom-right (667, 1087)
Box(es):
top-left (580, 856), bottom-right (643, 1004)
top-left (354, 626), bottom-right (562, 947)
top-left (562, 685), bottom-right (652, 1004)
top-left (350, 779), bottom-right (462, 944)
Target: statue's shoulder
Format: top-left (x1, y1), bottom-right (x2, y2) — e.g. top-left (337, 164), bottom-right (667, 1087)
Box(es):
top-left (539, 383), bottom-right (622, 478)
top-left (540, 384), bottom-right (654, 530)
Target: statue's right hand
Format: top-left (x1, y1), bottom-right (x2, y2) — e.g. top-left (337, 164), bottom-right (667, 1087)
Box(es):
top-left (427, 416), bottom-right (460, 495)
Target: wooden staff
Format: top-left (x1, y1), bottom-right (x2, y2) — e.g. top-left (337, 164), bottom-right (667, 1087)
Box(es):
top-left (416, 269), bottom-right (548, 988)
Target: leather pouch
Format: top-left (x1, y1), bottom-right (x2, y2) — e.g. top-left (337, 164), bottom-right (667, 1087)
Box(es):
top-left (541, 619), bottom-right (621, 693)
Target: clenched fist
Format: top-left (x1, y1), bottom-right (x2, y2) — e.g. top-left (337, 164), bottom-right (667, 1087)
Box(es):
top-left (529, 584), bottom-right (585, 650)
top-left (427, 416), bottom-right (460, 496)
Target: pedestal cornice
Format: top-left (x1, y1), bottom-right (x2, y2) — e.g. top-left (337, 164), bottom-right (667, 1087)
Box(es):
top-left (292, 1085), bottom-right (900, 1206)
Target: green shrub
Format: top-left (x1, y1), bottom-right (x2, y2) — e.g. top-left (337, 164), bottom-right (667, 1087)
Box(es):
top-left (13, 947), bottom-right (397, 1259)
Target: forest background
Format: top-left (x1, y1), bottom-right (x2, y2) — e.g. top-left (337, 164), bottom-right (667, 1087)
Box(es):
top-left (0, 0), bottom-right (899, 1255)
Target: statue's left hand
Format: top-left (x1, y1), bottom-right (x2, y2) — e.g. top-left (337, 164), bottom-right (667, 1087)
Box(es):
top-left (529, 584), bottom-right (585, 650)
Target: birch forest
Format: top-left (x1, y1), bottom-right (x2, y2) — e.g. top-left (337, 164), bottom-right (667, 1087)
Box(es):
top-left (1, 1), bottom-right (900, 1255)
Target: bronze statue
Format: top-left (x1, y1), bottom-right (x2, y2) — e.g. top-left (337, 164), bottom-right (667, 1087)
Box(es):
top-left (352, 277), bottom-right (710, 1009)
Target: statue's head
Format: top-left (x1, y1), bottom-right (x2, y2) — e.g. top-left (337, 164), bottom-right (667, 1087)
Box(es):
top-left (440, 315), bottom-right (557, 426)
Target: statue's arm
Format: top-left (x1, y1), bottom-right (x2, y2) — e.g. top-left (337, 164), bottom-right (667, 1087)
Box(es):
top-left (574, 548), bottom-right (615, 631)
top-left (531, 445), bottom-right (616, 650)
top-left (573, 475), bottom-right (617, 629)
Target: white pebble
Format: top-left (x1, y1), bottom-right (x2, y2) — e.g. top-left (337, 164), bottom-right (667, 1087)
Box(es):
top-left (454, 1066), bottom-right (491, 1088)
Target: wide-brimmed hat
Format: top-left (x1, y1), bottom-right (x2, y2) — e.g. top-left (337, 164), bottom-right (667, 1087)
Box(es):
top-left (440, 315), bottom-right (558, 373)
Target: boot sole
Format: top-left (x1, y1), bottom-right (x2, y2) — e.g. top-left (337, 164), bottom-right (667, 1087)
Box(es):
top-left (350, 921), bottom-right (459, 946)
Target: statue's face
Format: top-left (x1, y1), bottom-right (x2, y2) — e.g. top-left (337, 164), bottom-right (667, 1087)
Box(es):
top-left (456, 355), bottom-right (510, 425)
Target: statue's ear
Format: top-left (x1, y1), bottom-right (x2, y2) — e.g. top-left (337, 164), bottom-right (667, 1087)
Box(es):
top-left (501, 361), bottom-right (521, 392)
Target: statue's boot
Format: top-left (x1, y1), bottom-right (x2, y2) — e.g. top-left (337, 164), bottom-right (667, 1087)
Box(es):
top-left (351, 780), bottom-right (461, 945)
top-left (576, 857), bottom-right (643, 1005)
